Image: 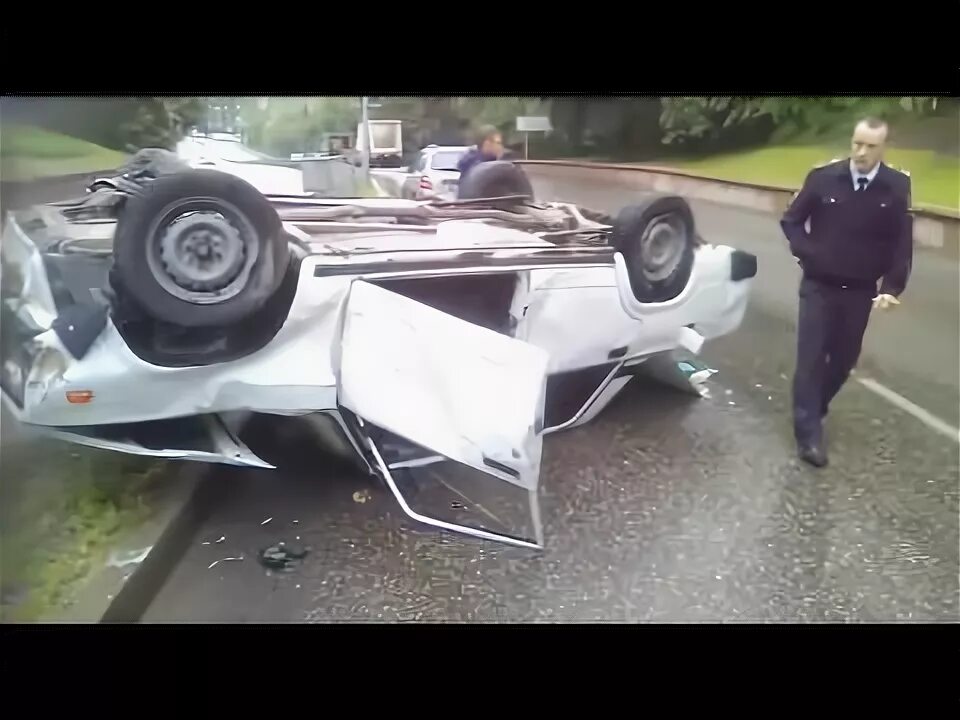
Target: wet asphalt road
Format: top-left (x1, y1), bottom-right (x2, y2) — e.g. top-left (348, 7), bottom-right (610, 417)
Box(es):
top-left (143, 178), bottom-right (960, 623)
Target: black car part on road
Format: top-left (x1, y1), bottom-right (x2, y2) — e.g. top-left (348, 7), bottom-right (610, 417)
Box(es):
top-left (112, 169), bottom-right (289, 328)
top-left (611, 195), bottom-right (697, 304)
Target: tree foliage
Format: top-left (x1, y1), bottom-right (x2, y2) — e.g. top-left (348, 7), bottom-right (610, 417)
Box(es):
top-left (237, 97), bottom-right (361, 156)
top-left (236, 96), bottom-right (552, 157)
top-left (659, 96), bottom-right (950, 148)
top-left (1, 97), bottom-right (206, 152)
top-left (117, 98), bottom-right (207, 151)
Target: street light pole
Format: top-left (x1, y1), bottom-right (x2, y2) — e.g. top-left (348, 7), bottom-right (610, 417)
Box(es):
top-left (360, 96), bottom-right (370, 184)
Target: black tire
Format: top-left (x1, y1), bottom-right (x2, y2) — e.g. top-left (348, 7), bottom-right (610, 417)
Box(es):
top-left (611, 195), bottom-right (696, 303)
top-left (456, 160), bottom-right (534, 201)
top-left (112, 169), bottom-right (287, 328)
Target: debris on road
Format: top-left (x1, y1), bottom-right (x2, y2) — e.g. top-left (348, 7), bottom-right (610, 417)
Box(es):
top-left (208, 556), bottom-right (244, 570)
top-left (260, 517), bottom-right (273, 526)
top-left (258, 542), bottom-right (309, 572)
top-left (689, 369), bottom-right (717, 385)
top-left (680, 360), bottom-right (719, 400)
top-left (107, 546), bottom-right (153, 569)
top-left (201, 535), bottom-right (227, 546)
top-left (353, 490), bottom-right (371, 504)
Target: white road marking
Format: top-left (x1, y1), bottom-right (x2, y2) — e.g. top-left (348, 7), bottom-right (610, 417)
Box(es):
top-left (855, 377), bottom-right (960, 444)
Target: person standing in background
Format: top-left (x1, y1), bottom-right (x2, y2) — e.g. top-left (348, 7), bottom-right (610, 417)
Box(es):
top-left (457, 125), bottom-right (505, 180)
top-left (780, 117), bottom-right (913, 468)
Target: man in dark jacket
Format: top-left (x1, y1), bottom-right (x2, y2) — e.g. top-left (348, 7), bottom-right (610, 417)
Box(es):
top-left (780, 117), bottom-right (913, 468)
top-left (457, 125), bottom-right (505, 180)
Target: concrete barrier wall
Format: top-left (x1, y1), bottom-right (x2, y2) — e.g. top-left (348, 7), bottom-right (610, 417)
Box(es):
top-left (518, 160), bottom-right (959, 252)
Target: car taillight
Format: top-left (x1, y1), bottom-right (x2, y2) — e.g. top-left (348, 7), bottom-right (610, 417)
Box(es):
top-left (419, 176), bottom-right (433, 190)
top-left (66, 390), bottom-right (94, 404)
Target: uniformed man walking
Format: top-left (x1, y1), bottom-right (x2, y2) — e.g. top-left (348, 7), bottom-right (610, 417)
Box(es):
top-left (780, 117), bottom-right (913, 467)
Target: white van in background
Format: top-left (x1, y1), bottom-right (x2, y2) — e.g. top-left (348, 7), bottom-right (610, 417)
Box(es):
top-left (355, 120), bottom-right (403, 168)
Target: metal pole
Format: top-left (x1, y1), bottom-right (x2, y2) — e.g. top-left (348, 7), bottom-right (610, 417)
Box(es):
top-left (524, 131), bottom-right (529, 160)
top-left (360, 96), bottom-right (371, 185)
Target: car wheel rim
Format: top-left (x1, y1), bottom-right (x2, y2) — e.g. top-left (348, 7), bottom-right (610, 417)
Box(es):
top-left (146, 197), bottom-right (261, 305)
top-left (639, 215), bottom-right (686, 283)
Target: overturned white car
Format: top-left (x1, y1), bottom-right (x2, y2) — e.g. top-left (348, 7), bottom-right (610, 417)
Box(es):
top-left (1, 155), bottom-right (757, 548)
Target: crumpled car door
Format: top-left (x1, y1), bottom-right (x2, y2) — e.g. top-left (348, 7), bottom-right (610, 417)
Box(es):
top-left (336, 280), bottom-right (550, 548)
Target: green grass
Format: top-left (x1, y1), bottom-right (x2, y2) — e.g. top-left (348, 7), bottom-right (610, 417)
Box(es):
top-left (1, 125), bottom-right (127, 182)
top-left (0, 445), bottom-right (164, 622)
top-left (647, 145), bottom-right (959, 212)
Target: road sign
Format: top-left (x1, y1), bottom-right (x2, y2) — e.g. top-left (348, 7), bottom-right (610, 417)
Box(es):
top-left (516, 116), bottom-right (552, 132)
top-left (516, 116), bottom-right (552, 159)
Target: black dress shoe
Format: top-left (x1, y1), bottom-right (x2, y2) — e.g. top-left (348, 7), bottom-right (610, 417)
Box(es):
top-left (798, 443), bottom-right (828, 468)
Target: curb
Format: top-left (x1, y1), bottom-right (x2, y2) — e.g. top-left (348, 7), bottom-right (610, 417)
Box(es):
top-left (98, 464), bottom-right (226, 623)
top-left (7, 460), bottom-right (220, 624)
top-left (39, 462), bottom-right (219, 624)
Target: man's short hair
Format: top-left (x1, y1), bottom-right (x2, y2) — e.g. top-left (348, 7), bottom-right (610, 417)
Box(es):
top-left (475, 124), bottom-right (500, 147)
top-left (857, 116), bottom-right (889, 132)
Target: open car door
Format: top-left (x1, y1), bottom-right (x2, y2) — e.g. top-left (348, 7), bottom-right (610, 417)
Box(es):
top-left (336, 280), bottom-right (550, 549)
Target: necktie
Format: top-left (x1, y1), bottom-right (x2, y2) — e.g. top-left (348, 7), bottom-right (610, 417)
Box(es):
top-left (856, 177), bottom-right (869, 192)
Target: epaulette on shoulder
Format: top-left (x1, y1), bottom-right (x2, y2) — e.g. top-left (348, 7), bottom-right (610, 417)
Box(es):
top-left (886, 163), bottom-right (911, 177)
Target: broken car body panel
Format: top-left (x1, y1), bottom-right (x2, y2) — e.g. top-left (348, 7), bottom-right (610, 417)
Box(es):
top-left (35, 414), bottom-right (275, 468)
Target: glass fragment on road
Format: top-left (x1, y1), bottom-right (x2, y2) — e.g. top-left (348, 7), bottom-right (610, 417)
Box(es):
top-left (208, 556), bottom-right (244, 570)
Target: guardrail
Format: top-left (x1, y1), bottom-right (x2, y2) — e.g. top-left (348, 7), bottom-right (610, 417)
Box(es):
top-left (517, 160), bottom-right (959, 251)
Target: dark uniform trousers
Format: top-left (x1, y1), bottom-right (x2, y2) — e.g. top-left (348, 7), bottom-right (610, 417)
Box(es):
top-left (793, 277), bottom-right (873, 445)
